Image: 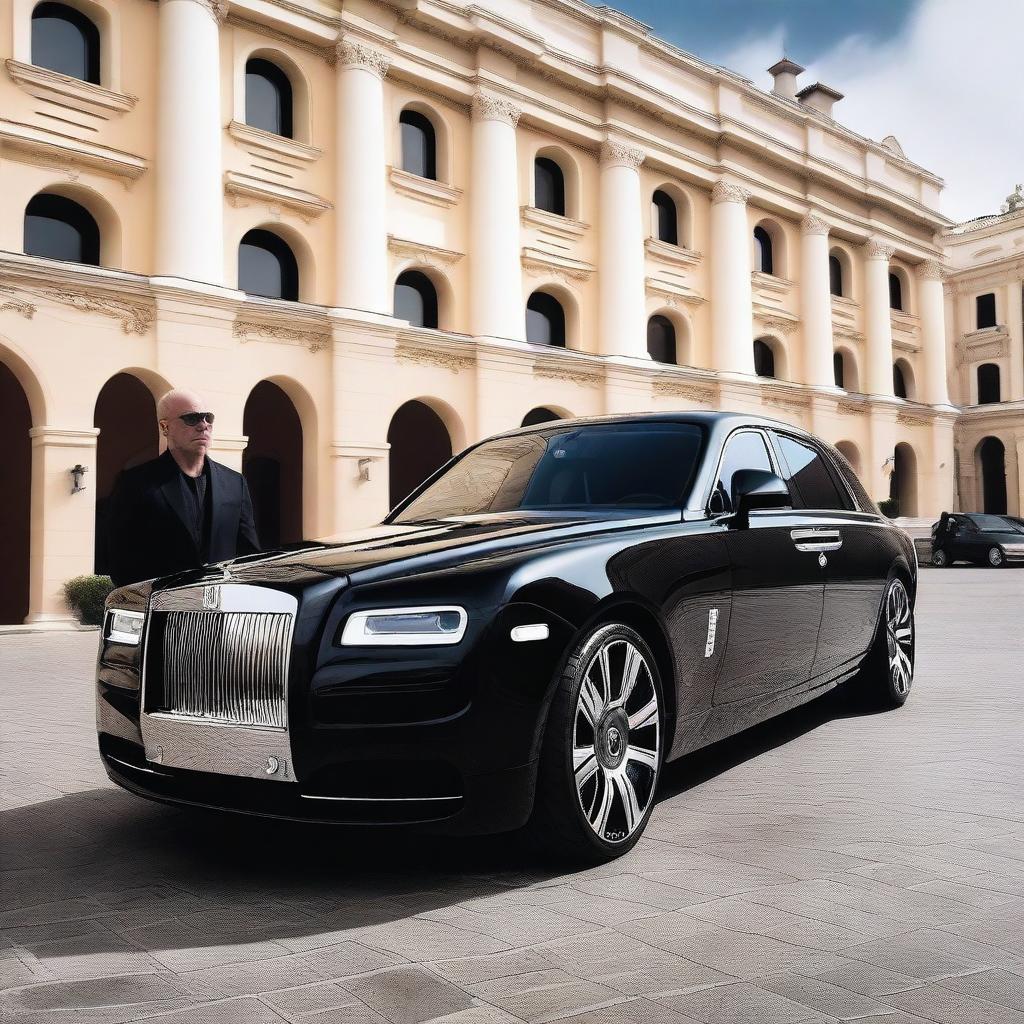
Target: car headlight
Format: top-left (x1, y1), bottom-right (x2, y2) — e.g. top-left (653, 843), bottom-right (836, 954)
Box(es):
top-left (105, 609), bottom-right (145, 645)
top-left (339, 606), bottom-right (467, 646)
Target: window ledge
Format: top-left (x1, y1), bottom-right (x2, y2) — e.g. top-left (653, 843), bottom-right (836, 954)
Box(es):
top-left (388, 167), bottom-right (463, 208)
top-left (0, 119), bottom-right (147, 184)
top-left (5, 59), bottom-right (137, 116)
top-left (520, 205), bottom-right (589, 239)
top-left (645, 276), bottom-right (705, 307)
top-left (644, 238), bottom-right (703, 267)
top-left (388, 235), bottom-right (464, 268)
top-left (224, 172), bottom-right (333, 221)
top-left (831, 294), bottom-right (861, 310)
top-left (226, 120), bottom-right (322, 164)
top-left (751, 270), bottom-right (794, 294)
top-left (521, 247), bottom-right (595, 283)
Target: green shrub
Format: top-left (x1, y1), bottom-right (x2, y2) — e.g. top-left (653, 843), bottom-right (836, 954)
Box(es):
top-left (877, 498), bottom-right (899, 519)
top-left (63, 575), bottom-right (114, 626)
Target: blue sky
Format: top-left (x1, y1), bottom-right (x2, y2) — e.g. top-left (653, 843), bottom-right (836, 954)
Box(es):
top-left (597, 0), bottom-right (1019, 221)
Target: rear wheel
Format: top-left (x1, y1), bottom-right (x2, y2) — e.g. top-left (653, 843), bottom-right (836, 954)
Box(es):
top-left (931, 548), bottom-right (948, 567)
top-left (527, 622), bottom-right (663, 863)
top-left (857, 575), bottom-right (915, 709)
top-left (988, 546), bottom-right (1006, 568)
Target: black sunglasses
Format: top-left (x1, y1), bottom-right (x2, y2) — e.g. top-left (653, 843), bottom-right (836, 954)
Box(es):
top-left (176, 412), bottom-right (215, 426)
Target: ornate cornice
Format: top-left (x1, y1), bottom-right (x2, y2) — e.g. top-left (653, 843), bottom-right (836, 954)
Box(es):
top-left (711, 181), bottom-right (750, 206)
top-left (0, 287), bottom-right (35, 320)
top-left (471, 91), bottom-right (522, 127)
top-left (801, 212), bottom-right (830, 236)
top-left (863, 238), bottom-right (896, 261)
top-left (336, 38), bottom-right (391, 78)
top-left (0, 277), bottom-right (151, 334)
top-left (599, 140), bottom-right (644, 170)
top-left (232, 319), bottom-right (329, 354)
top-left (919, 260), bottom-right (946, 281)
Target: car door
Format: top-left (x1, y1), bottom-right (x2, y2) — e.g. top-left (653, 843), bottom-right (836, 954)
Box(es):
top-left (770, 432), bottom-right (887, 680)
top-left (712, 429), bottom-right (824, 705)
top-left (952, 517), bottom-right (979, 562)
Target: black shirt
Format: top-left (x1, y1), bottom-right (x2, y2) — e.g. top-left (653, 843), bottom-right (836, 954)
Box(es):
top-left (179, 460), bottom-right (211, 559)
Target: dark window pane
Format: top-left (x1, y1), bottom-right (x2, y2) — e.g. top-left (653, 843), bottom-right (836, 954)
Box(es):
top-left (526, 292), bottom-right (565, 346)
top-left (754, 225), bottom-right (773, 275)
top-left (893, 363), bottom-right (907, 398)
top-left (977, 363), bottom-right (1001, 404)
top-left (889, 272), bottom-right (903, 310)
top-left (776, 434), bottom-right (849, 510)
top-left (245, 59), bottom-right (293, 138)
top-left (393, 422), bottom-right (705, 522)
top-left (976, 292), bottom-right (997, 329)
top-left (833, 351), bottom-right (844, 388)
top-left (647, 315), bottom-right (676, 364)
top-left (394, 271), bottom-right (438, 329)
top-left (534, 157), bottom-right (565, 216)
top-left (24, 193), bottom-right (99, 265)
top-left (32, 3), bottom-right (99, 83)
top-left (715, 430), bottom-right (774, 513)
top-left (829, 254), bottom-right (843, 297)
top-left (399, 110), bottom-right (436, 180)
top-left (652, 190), bottom-right (677, 245)
top-left (238, 229), bottom-right (298, 300)
top-left (753, 339), bottom-right (775, 378)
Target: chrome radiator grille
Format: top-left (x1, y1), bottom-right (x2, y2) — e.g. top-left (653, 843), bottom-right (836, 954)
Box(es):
top-left (158, 610), bottom-right (291, 728)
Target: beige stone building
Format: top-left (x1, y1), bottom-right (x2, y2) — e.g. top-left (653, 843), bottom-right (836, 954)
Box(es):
top-left (941, 208), bottom-right (1024, 517)
top-left (1, 0), bottom-right (960, 625)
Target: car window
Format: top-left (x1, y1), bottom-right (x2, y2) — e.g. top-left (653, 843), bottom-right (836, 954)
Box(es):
top-left (969, 514), bottom-right (1013, 532)
top-left (712, 430), bottom-right (775, 513)
top-left (774, 435), bottom-right (851, 511)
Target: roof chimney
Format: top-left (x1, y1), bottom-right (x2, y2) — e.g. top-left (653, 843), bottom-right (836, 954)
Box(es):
top-left (767, 57), bottom-right (804, 100)
top-left (796, 82), bottom-right (844, 118)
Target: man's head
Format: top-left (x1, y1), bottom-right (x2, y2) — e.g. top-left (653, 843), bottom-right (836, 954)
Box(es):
top-left (157, 389), bottom-right (214, 459)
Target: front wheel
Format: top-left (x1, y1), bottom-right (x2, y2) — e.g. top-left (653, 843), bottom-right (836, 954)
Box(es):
top-left (857, 575), bottom-right (915, 709)
top-left (527, 623), bottom-right (663, 863)
top-left (931, 548), bottom-right (949, 567)
top-left (988, 546), bottom-right (1006, 568)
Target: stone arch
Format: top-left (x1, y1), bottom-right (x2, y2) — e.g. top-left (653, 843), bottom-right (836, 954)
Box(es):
top-left (828, 245), bottom-right (853, 299)
top-left (833, 345), bottom-right (860, 392)
top-left (753, 216), bottom-right (788, 277)
top-left (235, 44), bottom-right (312, 143)
top-left (893, 357), bottom-right (916, 400)
top-left (835, 439), bottom-right (863, 478)
top-left (24, 181), bottom-right (123, 269)
top-left (647, 307), bottom-right (692, 366)
top-left (525, 282), bottom-right (581, 350)
top-left (975, 436), bottom-right (1008, 515)
top-left (889, 263), bottom-right (912, 313)
top-left (754, 334), bottom-right (788, 381)
top-left (892, 441), bottom-right (918, 517)
top-left (521, 405), bottom-right (570, 427)
top-left (387, 397), bottom-right (462, 509)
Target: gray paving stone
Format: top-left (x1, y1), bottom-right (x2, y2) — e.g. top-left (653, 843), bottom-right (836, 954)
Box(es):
top-left (806, 959), bottom-right (925, 997)
top-left (557, 997), bottom-right (702, 1024)
top-left (259, 980), bottom-right (360, 1017)
top-left (0, 972), bottom-right (185, 1011)
top-left (754, 973), bottom-right (897, 1019)
top-left (338, 966), bottom-right (475, 1024)
top-left (885, 982), bottom-right (1024, 1023)
top-left (660, 980), bottom-right (826, 1024)
top-left (840, 935), bottom-right (988, 980)
top-left (469, 969), bottom-right (624, 1023)
top-left (427, 949), bottom-right (554, 986)
top-left (300, 941), bottom-right (406, 981)
top-left (938, 969), bottom-right (1024, 1012)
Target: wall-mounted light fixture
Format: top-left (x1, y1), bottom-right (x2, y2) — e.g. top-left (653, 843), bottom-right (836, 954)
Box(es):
top-left (70, 464), bottom-right (88, 494)
top-left (357, 458), bottom-right (373, 482)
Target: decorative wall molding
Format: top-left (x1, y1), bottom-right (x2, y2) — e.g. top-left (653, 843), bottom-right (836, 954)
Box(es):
top-left (711, 180), bottom-right (750, 205)
top-left (896, 411), bottom-right (931, 428)
top-left (225, 13), bottom-right (337, 65)
top-left (644, 238), bottom-right (703, 267)
top-left (599, 139), bottom-right (644, 170)
top-left (956, 330), bottom-right (1009, 366)
top-left (471, 91), bottom-right (521, 126)
top-left (225, 120), bottom-right (322, 164)
top-left (762, 390), bottom-right (811, 414)
top-left (521, 248), bottom-right (595, 284)
top-left (645, 277), bottom-right (705, 308)
top-left (801, 212), bottom-right (831, 236)
top-left (863, 238), bottom-right (896, 261)
top-left (232, 318), bottom-right (330, 353)
top-left (388, 167), bottom-right (463, 208)
top-left (0, 275), bottom-right (152, 334)
top-left (837, 400), bottom-right (869, 416)
top-left (394, 339), bottom-right (475, 373)
top-left (919, 260), bottom-right (946, 280)
top-left (5, 59), bottom-right (137, 117)
top-left (223, 172), bottom-right (332, 221)
top-left (388, 236), bottom-right (464, 269)
top-left (533, 358), bottom-right (602, 388)
top-left (520, 204), bottom-right (589, 239)
top-left (0, 287), bottom-right (36, 320)
top-left (756, 315), bottom-right (800, 336)
top-left (652, 377), bottom-right (715, 404)
top-left (336, 38), bottom-right (391, 77)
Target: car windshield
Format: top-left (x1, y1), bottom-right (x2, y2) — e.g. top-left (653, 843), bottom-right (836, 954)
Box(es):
top-left (391, 422), bottom-right (704, 523)
top-left (970, 514), bottom-right (1020, 532)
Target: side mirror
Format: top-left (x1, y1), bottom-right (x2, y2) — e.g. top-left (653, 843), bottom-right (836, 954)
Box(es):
top-left (731, 469), bottom-right (791, 528)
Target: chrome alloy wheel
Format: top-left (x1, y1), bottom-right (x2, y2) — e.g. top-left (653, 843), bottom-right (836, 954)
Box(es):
top-left (885, 579), bottom-right (914, 697)
top-left (988, 546), bottom-right (1005, 567)
top-left (572, 638), bottom-right (660, 844)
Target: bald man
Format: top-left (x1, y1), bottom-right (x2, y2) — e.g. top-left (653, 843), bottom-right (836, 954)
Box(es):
top-left (106, 389), bottom-right (260, 586)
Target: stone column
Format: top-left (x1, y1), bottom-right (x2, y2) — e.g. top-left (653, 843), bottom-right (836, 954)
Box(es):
top-left (155, 0), bottom-right (225, 284)
top-left (800, 211), bottom-right (836, 389)
top-left (1016, 437), bottom-right (1024, 516)
top-left (709, 181), bottom-right (754, 376)
top-left (26, 427), bottom-right (99, 624)
top-left (335, 38), bottom-right (391, 314)
top-left (598, 140), bottom-right (646, 358)
top-left (862, 238), bottom-right (896, 398)
top-left (1006, 278), bottom-right (1024, 402)
top-left (919, 260), bottom-right (953, 407)
top-left (469, 92), bottom-right (524, 341)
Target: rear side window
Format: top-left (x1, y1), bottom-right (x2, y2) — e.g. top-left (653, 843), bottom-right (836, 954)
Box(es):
top-left (713, 430), bottom-right (775, 512)
top-left (774, 435), bottom-right (851, 511)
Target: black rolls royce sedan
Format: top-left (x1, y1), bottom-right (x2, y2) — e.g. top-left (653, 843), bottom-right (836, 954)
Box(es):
top-left (97, 412), bottom-right (917, 861)
top-left (930, 512), bottom-right (1024, 567)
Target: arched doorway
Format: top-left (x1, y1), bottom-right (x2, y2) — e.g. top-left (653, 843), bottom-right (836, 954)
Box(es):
top-left (243, 381), bottom-right (303, 549)
top-left (94, 373), bottom-right (159, 575)
top-left (521, 407), bottom-right (561, 428)
top-left (978, 436), bottom-right (1007, 515)
top-left (388, 400), bottom-right (452, 508)
top-left (0, 361), bottom-right (32, 623)
top-left (891, 442), bottom-right (918, 517)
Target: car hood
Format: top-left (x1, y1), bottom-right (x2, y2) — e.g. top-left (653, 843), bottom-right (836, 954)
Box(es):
top-left (160, 510), bottom-right (680, 590)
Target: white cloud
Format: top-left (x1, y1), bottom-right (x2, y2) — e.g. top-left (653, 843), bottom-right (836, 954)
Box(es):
top-left (720, 0), bottom-right (1021, 222)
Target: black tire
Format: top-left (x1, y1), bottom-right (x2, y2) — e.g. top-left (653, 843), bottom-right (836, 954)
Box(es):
top-left (525, 622), bottom-right (664, 863)
top-left (931, 548), bottom-right (949, 568)
top-left (987, 546), bottom-right (1006, 568)
top-left (856, 575), bottom-right (915, 710)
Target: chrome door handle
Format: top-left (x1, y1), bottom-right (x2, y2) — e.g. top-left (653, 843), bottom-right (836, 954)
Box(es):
top-left (790, 528), bottom-right (842, 552)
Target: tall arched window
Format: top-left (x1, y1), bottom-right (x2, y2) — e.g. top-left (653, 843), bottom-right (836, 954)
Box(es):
top-left (24, 193), bottom-right (100, 265)
top-left (753, 339), bottom-right (775, 378)
top-left (833, 351), bottom-right (845, 389)
top-left (394, 271), bottom-right (438, 329)
top-left (534, 157), bottom-right (565, 216)
top-left (238, 229), bottom-right (299, 300)
top-left (829, 254), bottom-right (844, 297)
top-left (647, 315), bottom-right (676, 365)
top-left (526, 291), bottom-right (565, 346)
top-left (399, 110), bottom-right (437, 180)
top-left (977, 363), bottom-right (1001, 405)
top-left (652, 190), bottom-right (678, 246)
top-left (31, 2), bottom-right (100, 84)
top-left (889, 272), bottom-right (904, 311)
top-left (976, 293), bottom-right (997, 329)
top-left (753, 226), bottom-right (774, 275)
top-left (245, 58), bottom-right (293, 138)
top-left (893, 362), bottom-right (908, 399)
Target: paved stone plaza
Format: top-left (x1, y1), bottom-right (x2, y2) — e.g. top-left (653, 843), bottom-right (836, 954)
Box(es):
top-left (1, 569), bottom-right (1023, 1024)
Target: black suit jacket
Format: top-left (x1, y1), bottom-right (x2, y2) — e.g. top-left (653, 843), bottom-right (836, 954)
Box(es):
top-left (107, 451), bottom-right (260, 586)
